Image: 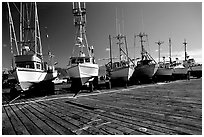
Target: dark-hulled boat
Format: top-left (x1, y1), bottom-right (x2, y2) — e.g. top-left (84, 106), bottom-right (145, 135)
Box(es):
top-left (131, 32), bottom-right (158, 82)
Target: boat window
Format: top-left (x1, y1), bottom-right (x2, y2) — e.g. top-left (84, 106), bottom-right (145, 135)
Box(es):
top-left (85, 58), bottom-right (90, 63)
top-left (16, 62), bottom-right (34, 69)
top-left (78, 58), bottom-right (84, 63)
top-left (36, 63), bottom-right (41, 69)
top-left (26, 63), bottom-right (34, 69)
top-left (16, 63), bottom-right (26, 68)
top-left (71, 59), bottom-right (76, 64)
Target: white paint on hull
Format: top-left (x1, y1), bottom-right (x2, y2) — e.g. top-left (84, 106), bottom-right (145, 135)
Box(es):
top-left (67, 63), bottom-right (99, 85)
top-left (110, 67), bottom-right (134, 82)
top-left (15, 68), bottom-right (57, 91)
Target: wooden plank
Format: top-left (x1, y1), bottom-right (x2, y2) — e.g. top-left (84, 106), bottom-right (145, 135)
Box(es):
top-left (30, 102), bottom-right (87, 134)
top-left (44, 99), bottom-right (134, 135)
top-left (16, 103), bottom-right (59, 135)
top-left (3, 105), bottom-right (30, 135)
top-left (105, 93), bottom-right (202, 127)
top-left (89, 92), bottom-right (202, 118)
top-left (9, 105), bottom-right (45, 135)
top-left (52, 99), bottom-right (163, 135)
top-left (81, 90), bottom-right (202, 127)
top-left (2, 106), bottom-right (16, 135)
top-left (65, 97), bottom-right (201, 135)
top-left (24, 102), bottom-right (75, 135)
top-left (37, 100), bottom-right (112, 135)
top-left (35, 101), bottom-right (89, 134)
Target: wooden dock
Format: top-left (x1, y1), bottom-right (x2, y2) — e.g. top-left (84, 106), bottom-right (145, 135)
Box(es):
top-left (2, 79), bottom-right (202, 135)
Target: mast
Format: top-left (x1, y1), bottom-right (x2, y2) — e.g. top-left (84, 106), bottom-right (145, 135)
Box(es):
top-left (73, 2), bottom-right (88, 57)
top-left (20, 2), bottom-right (23, 55)
top-left (169, 38), bottom-right (172, 64)
top-left (7, 2), bottom-right (19, 69)
top-left (109, 35), bottom-right (113, 69)
top-left (183, 39), bottom-right (187, 61)
top-left (137, 32), bottom-right (147, 60)
top-left (124, 36), bottom-right (129, 63)
top-left (155, 40), bottom-right (164, 63)
top-left (35, 2), bottom-right (42, 56)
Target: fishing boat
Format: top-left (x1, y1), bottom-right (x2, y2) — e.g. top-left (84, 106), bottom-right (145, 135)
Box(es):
top-left (187, 59), bottom-right (202, 78)
top-left (154, 40), bottom-right (173, 81)
top-left (131, 32), bottom-right (158, 83)
top-left (7, 2), bottom-right (57, 92)
top-left (182, 39), bottom-right (202, 78)
top-left (67, 2), bottom-right (99, 93)
top-left (172, 39), bottom-right (189, 79)
top-left (106, 34), bottom-right (134, 86)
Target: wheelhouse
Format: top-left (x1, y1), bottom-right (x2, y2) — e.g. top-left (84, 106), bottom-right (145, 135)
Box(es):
top-left (69, 56), bottom-right (95, 65)
top-left (15, 54), bottom-right (44, 70)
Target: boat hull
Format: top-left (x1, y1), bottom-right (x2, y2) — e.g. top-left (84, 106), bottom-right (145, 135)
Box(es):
top-left (67, 63), bottom-right (99, 86)
top-left (132, 64), bottom-right (158, 81)
top-left (14, 67), bottom-right (57, 91)
top-left (189, 65), bottom-right (202, 78)
top-left (155, 68), bottom-right (173, 76)
top-left (110, 66), bottom-right (134, 82)
top-left (172, 68), bottom-right (188, 75)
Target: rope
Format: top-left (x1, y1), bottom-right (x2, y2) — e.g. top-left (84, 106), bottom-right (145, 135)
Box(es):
top-left (13, 3), bottom-right (29, 26)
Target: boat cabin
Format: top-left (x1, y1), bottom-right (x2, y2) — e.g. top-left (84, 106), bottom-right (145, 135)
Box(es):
top-left (69, 56), bottom-right (95, 65)
top-left (137, 60), bottom-right (154, 67)
top-left (112, 61), bottom-right (129, 70)
top-left (14, 54), bottom-right (46, 70)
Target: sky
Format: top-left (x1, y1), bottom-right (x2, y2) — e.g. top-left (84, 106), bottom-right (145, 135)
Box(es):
top-left (1, 2), bottom-right (202, 69)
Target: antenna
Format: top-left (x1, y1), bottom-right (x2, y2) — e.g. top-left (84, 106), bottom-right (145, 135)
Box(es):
top-left (155, 40), bottom-right (164, 63)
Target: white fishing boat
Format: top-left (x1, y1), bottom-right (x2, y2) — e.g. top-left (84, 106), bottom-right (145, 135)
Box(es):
top-left (67, 2), bottom-right (99, 92)
top-left (7, 2), bottom-right (57, 92)
top-left (110, 62), bottom-right (134, 82)
top-left (106, 34), bottom-right (134, 86)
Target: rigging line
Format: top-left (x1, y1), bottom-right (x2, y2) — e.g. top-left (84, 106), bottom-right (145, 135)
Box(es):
top-left (146, 35), bottom-right (151, 55)
top-left (122, 8), bottom-right (125, 35)
top-left (140, 7), bottom-right (145, 32)
top-left (13, 2), bottom-right (29, 26)
top-left (115, 8), bottom-right (118, 35)
top-left (174, 44), bottom-right (185, 59)
top-left (72, 25), bottom-right (79, 56)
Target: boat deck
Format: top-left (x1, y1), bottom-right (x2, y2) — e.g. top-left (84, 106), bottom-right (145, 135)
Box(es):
top-left (2, 79), bottom-right (202, 135)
